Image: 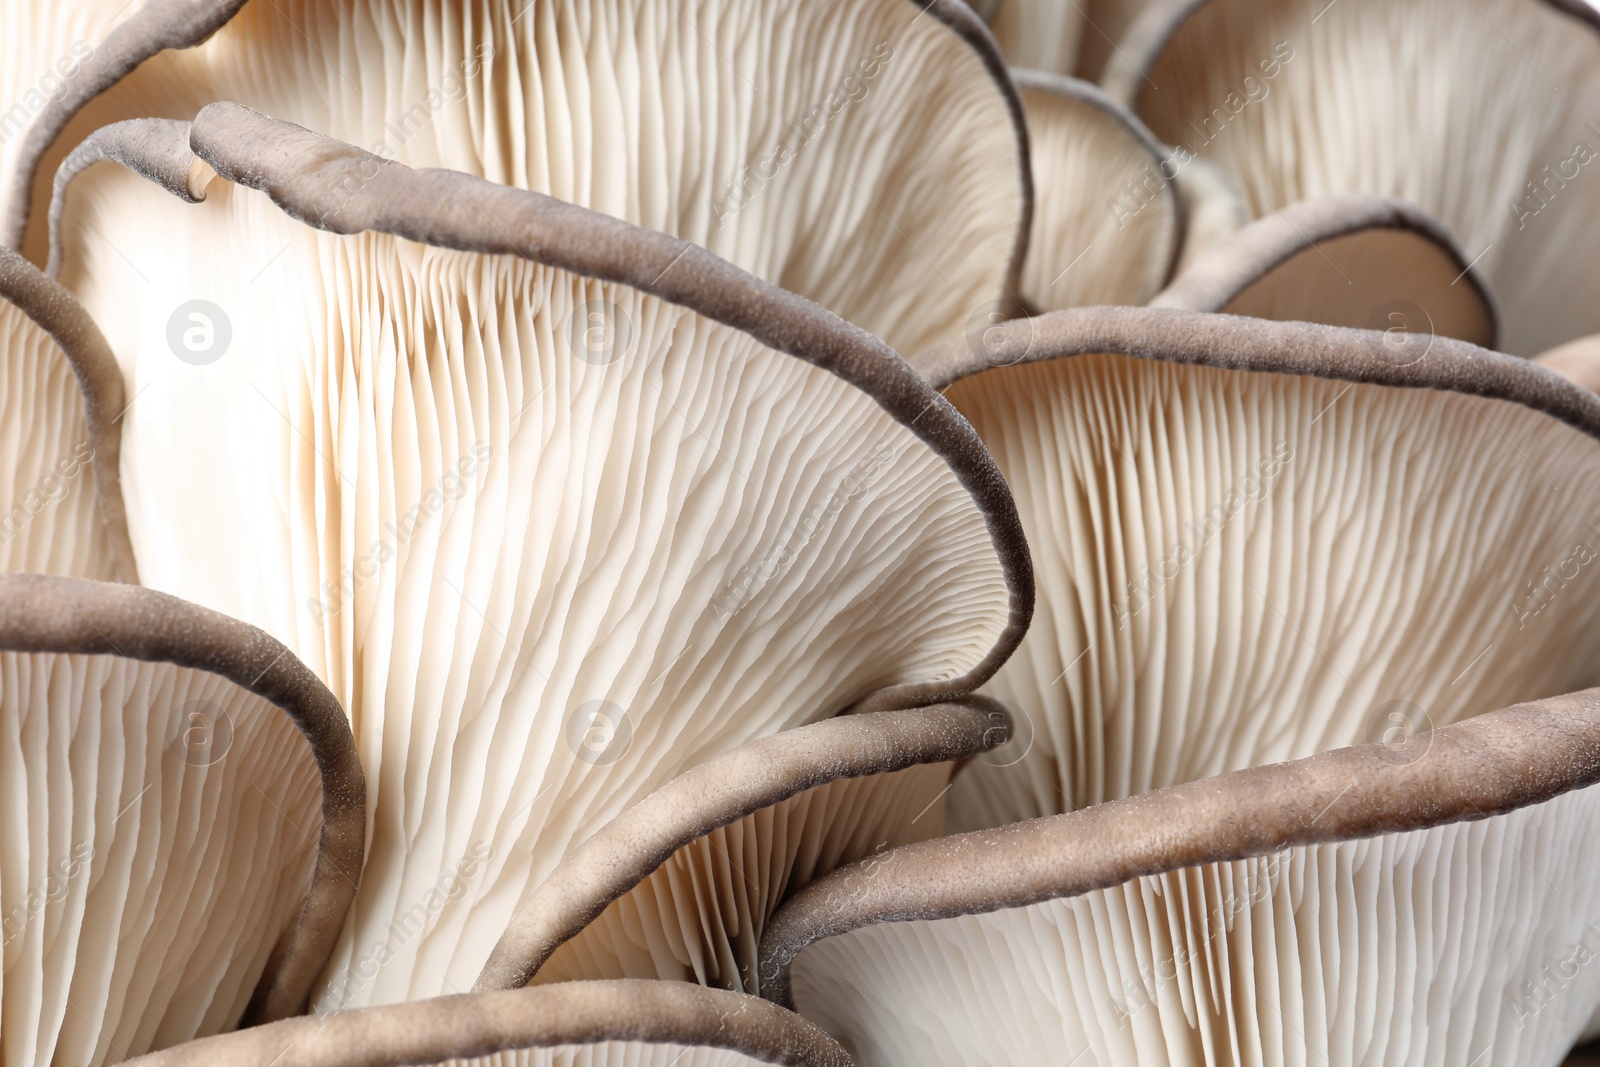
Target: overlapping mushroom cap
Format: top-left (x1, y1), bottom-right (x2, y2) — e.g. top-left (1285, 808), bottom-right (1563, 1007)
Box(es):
top-left (1108, 0), bottom-right (1600, 355)
top-left (757, 310), bottom-right (1600, 1061)
top-left (0, 574), bottom-right (364, 1063)
top-left (10, 0), bottom-right (1029, 355)
top-left (46, 104), bottom-right (1029, 1010)
top-left (8, 0), bottom-right (1600, 1061)
top-left (916, 308), bottom-right (1600, 829)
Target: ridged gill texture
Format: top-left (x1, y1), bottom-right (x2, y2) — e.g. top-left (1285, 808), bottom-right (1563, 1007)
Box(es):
top-left (56, 166), bottom-right (1010, 1008)
top-left (40, 0), bottom-right (1024, 354)
top-left (0, 651), bottom-right (321, 1066)
top-left (791, 783), bottom-right (1600, 1064)
top-left (535, 761), bottom-right (951, 992)
top-left (1130, 0), bottom-right (1600, 355)
top-left (944, 353), bottom-right (1600, 830)
top-left (0, 297), bottom-right (115, 577)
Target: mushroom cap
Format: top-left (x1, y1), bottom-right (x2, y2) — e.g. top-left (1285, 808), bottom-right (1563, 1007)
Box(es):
top-left (1152, 194), bottom-right (1498, 348)
top-left (1008, 71), bottom-right (1182, 318)
top-left (52, 105), bottom-right (1030, 1006)
top-left (0, 0), bottom-right (249, 253)
top-left (0, 573), bottom-right (364, 1063)
top-left (28, 0), bottom-right (1031, 355)
top-left (476, 699), bottom-right (1010, 994)
top-left (1107, 0), bottom-right (1600, 355)
top-left (909, 307), bottom-right (1600, 832)
top-left (0, 247), bottom-right (131, 579)
top-left (120, 980), bottom-right (851, 1066)
top-left (759, 689), bottom-right (1600, 1063)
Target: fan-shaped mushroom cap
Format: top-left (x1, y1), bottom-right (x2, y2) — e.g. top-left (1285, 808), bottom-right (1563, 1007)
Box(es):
top-left (1106, 0), bottom-right (1600, 355)
top-left (0, 0), bottom-right (249, 253)
top-left (476, 699), bottom-right (1010, 995)
top-left (24, 0), bottom-right (1030, 355)
top-left (759, 690), bottom-right (1600, 1063)
top-left (0, 573), bottom-right (364, 1065)
top-left (1153, 194), bottom-right (1498, 347)
top-left (52, 106), bottom-right (1030, 1008)
top-left (910, 307), bottom-right (1600, 832)
top-left (1009, 71), bottom-right (1181, 316)
top-left (0, 247), bottom-right (132, 579)
top-left (121, 981), bottom-right (851, 1067)
top-left (1537, 333), bottom-right (1600, 394)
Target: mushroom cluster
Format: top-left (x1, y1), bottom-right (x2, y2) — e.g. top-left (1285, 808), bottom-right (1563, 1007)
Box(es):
top-left (3, 0), bottom-right (1600, 1064)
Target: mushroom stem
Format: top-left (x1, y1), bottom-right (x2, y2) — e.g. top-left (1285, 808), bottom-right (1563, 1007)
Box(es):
top-left (3, 0), bottom-right (247, 253)
top-left (0, 247), bottom-right (137, 582)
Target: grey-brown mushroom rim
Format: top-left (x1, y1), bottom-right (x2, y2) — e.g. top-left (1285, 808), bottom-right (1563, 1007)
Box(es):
top-left (3, 0), bottom-right (250, 253)
top-left (909, 306), bottom-right (1600, 445)
top-left (1101, 0), bottom-right (1600, 108)
top-left (0, 572), bottom-right (366, 1024)
top-left (1149, 194), bottom-right (1500, 345)
top-left (757, 687), bottom-right (1600, 1007)
top-left (913, 0), bottom-right (1034, 318)
top-left (118, 980), bottom-right (853, 1067)
top-left (474, 697), bottom-right (1011, 992)
top-left (0, 247), bottom-right (137, 583)
top-left (69, 103), bottom-right (1033, 712)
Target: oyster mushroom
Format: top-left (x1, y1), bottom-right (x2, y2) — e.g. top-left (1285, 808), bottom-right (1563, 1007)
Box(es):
top-left (759, 689), bottom-right (1600, 1063)
top-left (475, 698), bottom-right (1010, 994)
top-left (0, 573), bottom-right (364, 1064)
top-left (17, 0), bottom-right (1030, 354)
top-left (0, 0), bottom-right (249, 253)
top-left (49, 105), bottom-right (1030, 1008)
top-left (1152, 194), bottom-right (1498, 348)
top-left (908, 307), bottom-right (1600, 832)
top-left (1105, 0), bottom-right (1600, 355)
top-left (1010, 71), bottom-right (1182, 315)
top-left (0, 246), bottom-right (132, 579)
top-left (121, 981), bottom-right (851, 1067)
